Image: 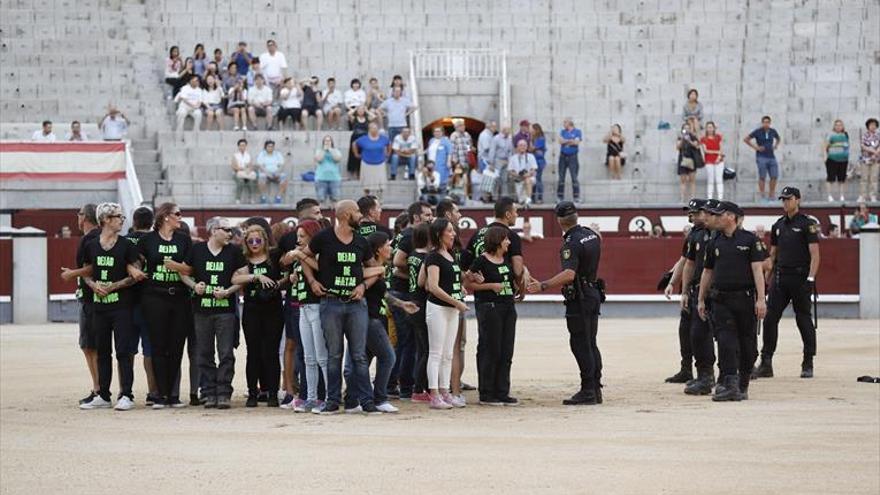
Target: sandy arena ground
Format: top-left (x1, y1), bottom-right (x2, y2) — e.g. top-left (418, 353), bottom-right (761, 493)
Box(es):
top-left (1, 317), bottom-right (878, 494)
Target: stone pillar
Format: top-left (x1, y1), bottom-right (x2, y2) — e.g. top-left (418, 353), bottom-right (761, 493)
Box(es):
top-left (859, 223), bottom-right (880, 319)
top-left (1, 227), bottom-right (48, 324)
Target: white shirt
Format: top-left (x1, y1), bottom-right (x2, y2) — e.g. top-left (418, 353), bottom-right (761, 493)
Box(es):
top-left (233, 151), bottom-right (252, 169)
top-left (177, 85), bottom-right (204, 109)
top-left (392, 133), bottom-right (417, 152)
top-left (101, 116), bottom-right (128, 140)
top-left (478, 128), bottom-right (494, 161)
top-left (258, 51), bottom-right (287, 81)
top-left (426, 138), bottom-right (441, 162)
top-left (65, 131), bottom-right (89, 141)
top-left (31, 130), bottom-right (56, 142)
top-left (203, 87), bottom-right (224, 105)
top-left (323, 89), bottom-right (343, 111)
top-left (509, 152), bottom-right (538, 174)
top-left (417, 170), bottom-right (440, 190)
top-left (247, 85), bottom-right (273, 106)
top-left (343, 88), bottom-right (366, 109)
top-left (279, 86), bottom-right (302, 109)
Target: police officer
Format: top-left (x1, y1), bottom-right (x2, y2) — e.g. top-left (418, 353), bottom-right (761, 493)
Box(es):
top-left (753, 187), bottom-right (820, 379)
top-left (528, 201), bottom-right (603, 405)
top-left (679, 199), bottom-right (719, 395)
top-left (698, 201), bottom-right (767, 402)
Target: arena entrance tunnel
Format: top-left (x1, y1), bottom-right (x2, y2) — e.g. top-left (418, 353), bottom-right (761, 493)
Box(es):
top-left (421, 116), bottom-right (486, 148)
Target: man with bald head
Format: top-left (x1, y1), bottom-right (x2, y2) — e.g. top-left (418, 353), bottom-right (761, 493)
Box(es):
top-left (291, 200), bottom-right (378, 414)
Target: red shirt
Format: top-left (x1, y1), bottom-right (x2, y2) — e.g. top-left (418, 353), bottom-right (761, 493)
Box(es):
top-left (700, 134), bottom-right (722, 164)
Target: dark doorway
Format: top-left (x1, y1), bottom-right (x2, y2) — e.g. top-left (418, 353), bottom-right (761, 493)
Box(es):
top-left (421, 116), bottom-right (485, 147)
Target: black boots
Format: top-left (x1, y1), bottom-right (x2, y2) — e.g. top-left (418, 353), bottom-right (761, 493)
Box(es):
top-left (563, 387), bottom-right (598, 405)
top-left (684, 370), bottom-right (715, 395)
top-left (800, 355), bottom-right (814, 378)
top-left (665, 364), bottom-right (694, 383)
top-left (751, 356), bottom-right (774, 379)
top-left (245, 392), bottom-right (259, 408)
top-left (712, 375), bottom-right (743, 402)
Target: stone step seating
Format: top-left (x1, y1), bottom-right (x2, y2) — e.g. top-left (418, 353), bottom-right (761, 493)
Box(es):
top-left (0, 122), bottom-right (100, 139)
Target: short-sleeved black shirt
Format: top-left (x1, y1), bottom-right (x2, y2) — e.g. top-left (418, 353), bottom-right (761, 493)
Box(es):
top-left (358, 221), bottom-right (393, 238)
top-left (469, 255), bottom-right (515, 303)
top-left (407, 251), bottom-right (429, 303)
top-left (684, 226), bottom-right (716, 286)
top-left (704, 229), bottom-right (766, 291)
top-left (560, 225), bottom-right (601, 283)
top-left (461, 221), bottom-right (522, 270)
top-left (75, 227), bottom-right (101, 304)
top-left (425, 251), bottom-right (462, 307)
top-left (770, 213), bottom-right (819, 269)
top-left (137, 230), bottom-right (192, 291)
top-left (390, 227), bottom-right (414, 292)
top-left (82, 235), bottom-right (139, 311)
top-left (293, 261), bottom-right (320, 304)
top-left (365, 273), bottom-right (387, 319)
top-left (308, 227), bottom-right (371, 297)
top-left (186, 242), bottom-right (246, 313)
top-left (242, 252), bottom-right (283, 306)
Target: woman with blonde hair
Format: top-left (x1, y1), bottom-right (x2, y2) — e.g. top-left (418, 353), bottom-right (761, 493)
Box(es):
top-left (603, 124), bottom-right (626, 180)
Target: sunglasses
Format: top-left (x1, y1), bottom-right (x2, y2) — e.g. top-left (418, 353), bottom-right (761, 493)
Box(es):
top-left (246, 237), bottom-right (263, 245)
top-left (108, 214), bottom-right (126, 220)
top-left (219, 227), bottom-right (234, 234)
top-left (170, 211), bottom-right (182, 217)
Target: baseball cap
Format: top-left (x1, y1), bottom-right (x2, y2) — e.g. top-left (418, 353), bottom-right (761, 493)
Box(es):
top-left (779, 186), bottom-right (801, 199)
top-left (683, 198), bottom-right (707, 212)
top-left (710, 200), bottom-right (744, 217)
top-left (555, 201), bottom-right (578, 217)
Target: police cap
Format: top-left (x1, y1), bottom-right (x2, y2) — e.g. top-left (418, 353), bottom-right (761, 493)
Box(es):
top-left (778, 186), bottom-right (801, 199)
top-left (683, 198), bottom-right (707, 212)
top-left (555, 201), bottom-right (578, 217)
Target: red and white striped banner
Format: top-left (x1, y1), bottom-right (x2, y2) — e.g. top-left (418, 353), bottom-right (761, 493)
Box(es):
top-left (0, 142), bottom-right (127, 181)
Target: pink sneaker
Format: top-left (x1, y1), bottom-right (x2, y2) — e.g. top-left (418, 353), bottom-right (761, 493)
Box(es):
top-left (430, 394), bottom-right (453, 410)
top-left (442, 392), bottom-right (467, 408)
top-left (411, 392), bottom-right (432, 403)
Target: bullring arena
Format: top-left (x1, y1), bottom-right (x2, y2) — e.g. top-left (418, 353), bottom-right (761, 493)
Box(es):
top-left (1, 0), bottom-right (879, 493)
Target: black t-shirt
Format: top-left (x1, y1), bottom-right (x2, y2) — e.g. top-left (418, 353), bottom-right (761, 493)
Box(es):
top-left (125, 230), bottom-right (149, 303)
top-left (308, 227), bottom-right (371, 297)
top-left (137, 230), bottom-right (192, 290)
top-left (771, 213), bottom-right (819, 269)
top-left (242, 251), bottom-right (283, 305)
top-left (365, 273), bottom-right (387, 319)
top-left (293, 261), bottom-right (320, 304)
top-left (277, 230), bottom-right (300, 302)
top-left (425, 251), bottom-right (462, 307)
top-left (358, 221), bottom-right (393, 238)
top-left (560, 225), bottom-right (601, 290)
top-left (407, 251), bottom-right (429, 302)
top-left (461, 221), bottom-right (522, 270)
top-left (186, 242), bottom-right (246, 313)
top-left (390, 227), bottom-right (413, 292)
top-left (684, 226), bottom-right (716, 286)
top-left (82, 235), bottom-right (139, 311)
top-left (75, 227), bottom-right (100, 304)
top-left (704, 229), bottom-right (766, 291)
top-left (470, 255), bottom-right (515, 303)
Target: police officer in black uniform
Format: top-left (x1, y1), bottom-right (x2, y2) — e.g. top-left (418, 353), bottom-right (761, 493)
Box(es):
top-left (528, 201), bottom-right (604, 405)
top-left (753, 187), bottom-right (820, 379)
top-left (698, 201), bottom-right (767, 402)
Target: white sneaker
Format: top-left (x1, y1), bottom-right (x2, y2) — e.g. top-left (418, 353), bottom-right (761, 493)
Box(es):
top-left (114, 396), bottom-right (134, 411)
top-left (79, 395), bottom-right (111, 410)
top-left (872, 195), bottom-right (878, 202)
top-left (827, 195), bottom-right (834, 202)
top-left (375, 402), bottom-right (399, 413)
top-left (344, 405), bottom-right (363, 414)
top-left (233, 126), bottom-right (240, 131)
top-left (442, 393), bottom-right (467, 408)
top-left (242, 126), bottom-right (248, 131)
top-left (857, 196), bottom-right (865, 202)
top-left (840, 195), bottom-right (845, 202)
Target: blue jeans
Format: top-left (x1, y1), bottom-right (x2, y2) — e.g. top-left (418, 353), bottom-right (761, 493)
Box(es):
top-left (315, 180), bottom-right (340, 202)
top-left (344, 317), bottom-right (396, 405)
top-left (557, 153), bottom-right (580, 201)
top-left (388, 126), bottom-right (404, 148)
top-left (390, 153), bottom-right (417, 179)
top-left (388, 289), bottom-right (416, 397)
top-left (756, 156), bottom-right (779, 180)
top-left (534, 160), bottom-right (546, 202)
top-left (320, 298), bottom-right (370, 406)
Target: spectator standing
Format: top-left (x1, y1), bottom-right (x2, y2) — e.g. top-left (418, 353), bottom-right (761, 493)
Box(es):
top-left (849, 202), bottom-right (878, 235)
top-left (512, 119), bottom-right (531, 148)
top-left (344, 79), bottom-right (367, 112)
top-left (164, 46), bottom-right (183, 97)
top-left (390, 74), bottom-right (409, 99)
top-left (427, 127), bottom-right (454, 187)
top-left (256, 140), bottom-right (288, 204)
top-left (65, 121), bottom-right (88, 141)
top-left (823, 119), bottom-right (850, 202)
top-left (314, 135), bottom-right (343, 207)
top-left (418, 161), bottom-right (442, 205)
top-left (603, 124), bottom-right (625, 180)
top-left (530, 123), bottom-right (547, 203)
top-left (246, 75), bottom-right (274, 130)
top-left (277, 77), bottom-right (303, 131)
top-left (212, 48), bottom-right (226, 77)
top-left (31, 120), bottom-right (56, 142)
top-left (391, 127), bottom-right (419, 180)
top-left (858, 118), bottom-right (880, 202)
top-left (743, 115), bottom-right (782, 202)
top-left (509, 139), bottom-right (538, 206)
top-left (450, 118), bottom-right (474, 173)
top-left (366, 77), bottom-right (385, 114)
top-left (202, 75), bottom-right (225, 130)
top-left (300, 76), bottom-right (324, 131)
top-left (322, 78), bottom-right (344, 130)
top-left (347, 106), bottom-right (373, 179)
top-left (354, 122), bottom-right (392, 196)
top-left (231, 138), bottom-right (256, 204)
top-left (192, 44), bottom-right (207, 78)
top-left (683, 89), bottom-right (703, 126)
top-left (174, 76), bottom-right (204, 134)
top-left (489, 126), bottom-right (514, 199)
top-left (226, 80), bottom-right (248, 131)
top-left (380, 86), bottom-right (417, 145)
top-left (478, 121), bottom-right (498, 171)
top-left (231, 42), bottom-right (252, 77)
top-left (701, 121), bottom-right (725, 199)
top-left (259, 39), bottom-right (288, 91)
top-left (557, 118), bottom-right (582, 202)
top-left (99, 106), bottom-right (129, 141)
top-left (677, 119), bottom-right (701, 203)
